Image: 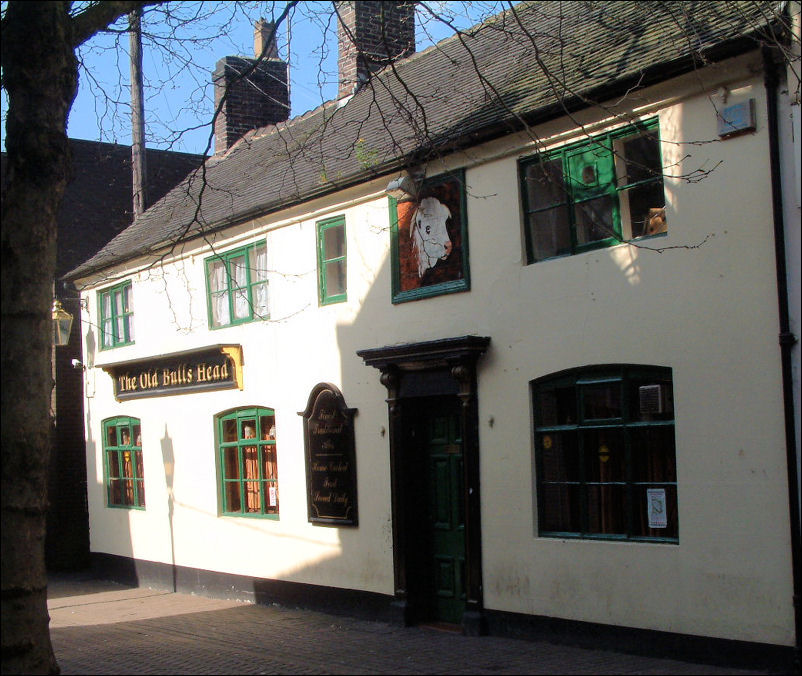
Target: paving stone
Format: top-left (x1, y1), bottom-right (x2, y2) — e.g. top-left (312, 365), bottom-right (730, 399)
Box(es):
top-left (47, 572), bottom-right (791, 675)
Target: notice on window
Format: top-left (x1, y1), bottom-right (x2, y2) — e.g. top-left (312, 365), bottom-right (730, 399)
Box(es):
top-left (646, 488), bottom-right (667, 529)
top-left (268, 486), bottom-right (277, 508)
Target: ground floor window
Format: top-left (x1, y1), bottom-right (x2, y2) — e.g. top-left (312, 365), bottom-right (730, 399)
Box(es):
top-left (532, 365), bottom-right (677, 542)
top-left (103, 417), bottom-right (145, 508)
top-left (218, 407), bottom-right (279, 517)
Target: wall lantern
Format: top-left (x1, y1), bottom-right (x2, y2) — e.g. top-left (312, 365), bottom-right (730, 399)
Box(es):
top-left (52, 299), bottom-right (73, 347)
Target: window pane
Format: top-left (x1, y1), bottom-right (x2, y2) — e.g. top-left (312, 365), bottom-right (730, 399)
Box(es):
top-left (122, 479), bottom-right (135, 505)
top-left (260, 414), bottom-right (276, 440)
top-left (109, 480), bottom-right (122, 505)
top-left (582, 429), bottom-right (625, 482)
top-left (125, 314), bottom-right (134, 342)
top-left (244, 481), bottom-right (261, 512)
top-left (632, 484), bottom-right (678, 538)
top-left (136, 479), bottom-right (145, 507)
top-left (134, 451), bottom-right (144, 479)
top-left (209, 259), bottom-right (228, 294)
top-left (540, 484), bottom-right (581, 532)
top-left (223, 447), bottom-right (240, 479)
top-left (222, 419), bottom-right (238, 443)
top-left (629, 376), bottom-right (673, 422)
top-left (324, 224), bottom-right (345, 260)
top-left (252, 282), bottom-right (269, 318)
top-left (225, 482), bottom-right (242, 512)
top-left (527, 206), bottom-right (571, 261)
top-left (243, 445), bottom-right (259, 481)
top-left (240, 420), bottom-right (257, 440)
top-left (249, 244), bottom-right (268, 282)
top-left (525, 158), bottom-right (565, 210)
top-left (102, 319), bottom-right (113, 348)
top-left (586, 484), bottom-right (626, 535)
top-left (631, 427), bottom-right (676, 482)
top-left (107, 426), bottom-right (119, 447)
top-left (261, 445), bottom-right (277, 480)
top-left (231, 255), bottom-right (247, 288)
top-left (114, 291), bottom-right (124, 315)
top-left (620, 132), bottom-right (661, 185)
top-left (266, 483), bottom-right (279, 512)
top-left (582, 382), bottom-right (621, 420)
top-left (212, 291), bottom-right (230, 327)
top-left (326, 260), bottom-right (347, 296)
top-left (624, 182), bottom-right (666, 238)
top-left (574, 195), bottom-right (615, 244)
top-left (539, 431), bottom-right (579, 481)
top-left (108, 451), bottom-right (121, 478)
top-left (122, 450), bottom-right (134, 478)
top-left (132, 425), bottom-right (142, 447)
top-left (232, 288), bottom-right (249, 320)
top-left (538, 383), bottom-right (577, 425)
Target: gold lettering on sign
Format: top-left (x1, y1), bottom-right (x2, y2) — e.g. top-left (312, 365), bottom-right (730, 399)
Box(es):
top-left (118, 374), bottom-right (138, 392)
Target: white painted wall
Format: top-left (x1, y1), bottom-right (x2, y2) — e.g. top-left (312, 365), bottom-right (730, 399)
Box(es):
top-left (77, 53), bottom-right (794, 646)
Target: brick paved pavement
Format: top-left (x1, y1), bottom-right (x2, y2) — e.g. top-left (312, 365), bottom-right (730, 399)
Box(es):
top-left (47, 571), bottom-right (791, 675)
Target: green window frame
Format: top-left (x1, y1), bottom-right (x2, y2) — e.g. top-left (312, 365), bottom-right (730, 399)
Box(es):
top-left (532, 365), bottom-right (677, 543)
top-left (102, 417), bottom-right (145, 509)
top-left (98, 281), bottom-right (134, 350)
top-left (317, 216), bottom-right (347, 305)
top-left (218, 407), bottom-right (279, 518)
top-left (520, 119), bottom-right (666, 263)
top-left (205, 241), bottom-right (269, 328)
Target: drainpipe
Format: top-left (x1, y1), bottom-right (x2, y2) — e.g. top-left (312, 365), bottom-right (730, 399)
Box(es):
top-left (762, 43), bottom-right (801, 670)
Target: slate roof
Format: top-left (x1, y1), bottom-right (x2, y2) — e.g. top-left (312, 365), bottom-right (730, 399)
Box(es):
top-left (66, 0), bottom-right (781, 281)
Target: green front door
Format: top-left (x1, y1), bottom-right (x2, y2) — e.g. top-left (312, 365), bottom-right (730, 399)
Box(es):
top-left (422, 397), bottom-right (465, 624)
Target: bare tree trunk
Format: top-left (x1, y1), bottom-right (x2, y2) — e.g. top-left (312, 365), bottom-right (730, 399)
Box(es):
top-left (1, 2), bottom-right (78, 673)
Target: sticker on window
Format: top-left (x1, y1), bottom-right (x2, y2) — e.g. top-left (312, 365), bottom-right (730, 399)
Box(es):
top-left (647, 488), bottom-right (667, 529)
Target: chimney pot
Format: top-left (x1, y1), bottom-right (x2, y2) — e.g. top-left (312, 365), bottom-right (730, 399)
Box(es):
top-left (254, 19), bottom-right (279, 59)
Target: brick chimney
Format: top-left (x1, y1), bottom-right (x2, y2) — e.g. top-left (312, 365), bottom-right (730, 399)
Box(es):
top-left (213, 20), bottom-right (290, 154)
top-left (337, 1), bottom-right (416, 99)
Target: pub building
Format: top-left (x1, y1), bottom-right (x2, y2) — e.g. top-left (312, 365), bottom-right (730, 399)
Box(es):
top-left (61, 2), bottom-right (799, 669)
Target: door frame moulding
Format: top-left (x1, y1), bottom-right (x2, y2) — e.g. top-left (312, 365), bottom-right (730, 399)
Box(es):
top-left (357, 335), bottom-right (491, 635)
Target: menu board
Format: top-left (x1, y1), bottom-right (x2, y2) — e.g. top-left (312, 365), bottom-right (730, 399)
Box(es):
top-left (299, 384), bottom-right (358, 526)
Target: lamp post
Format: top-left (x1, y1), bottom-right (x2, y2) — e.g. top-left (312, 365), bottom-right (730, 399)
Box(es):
top-left (52, 299), bottom-right (73, 347)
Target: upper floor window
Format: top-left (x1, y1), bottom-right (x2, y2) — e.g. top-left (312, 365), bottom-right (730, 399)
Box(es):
top-left (520, 119), bottom-right (666, 263)
top-left (218, 407), bottom-right (279, 517)
top-left (532, 365), bottom-right (677, 543)
top-left (99, 281), bottom-right (134, 349)
top-left (206, 241), bottom-right (268, 328)
top-left (103, 417), bottom-right (145, 508)
top-left (317, 216), bottom-right (347, 305)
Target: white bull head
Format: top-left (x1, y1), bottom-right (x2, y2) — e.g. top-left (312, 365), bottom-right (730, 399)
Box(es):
top-left (410, 196), bottom-right (452, 278)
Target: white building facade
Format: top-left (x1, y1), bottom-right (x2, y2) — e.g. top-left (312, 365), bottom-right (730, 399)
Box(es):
top-left (66, 2), bottom-right (799, 669)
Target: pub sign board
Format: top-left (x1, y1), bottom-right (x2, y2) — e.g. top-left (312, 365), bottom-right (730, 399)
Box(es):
top-left (299, 383), bottom-right (358, 526)
top-left (103, 345), bottom-right (243, 401)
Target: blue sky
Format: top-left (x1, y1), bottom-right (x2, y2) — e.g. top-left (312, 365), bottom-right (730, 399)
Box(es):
top-left (2, 1), bottom-right (512, 156)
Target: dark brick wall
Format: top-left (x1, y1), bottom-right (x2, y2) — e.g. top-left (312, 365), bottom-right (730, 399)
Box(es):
top-left (337, 1), bottom-right (416, 99)
top-left (213, 56), bottom-right (289, 155)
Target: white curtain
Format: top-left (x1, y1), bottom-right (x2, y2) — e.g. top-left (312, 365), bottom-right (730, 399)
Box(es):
top-left (209, 260), bottom-right (230, 326)
top-left (232, 255), bottom-right (249, 320)
top-left (251, 245), bottom-right (269, 318)
top-left (102, 293), bottom-right (113, 347)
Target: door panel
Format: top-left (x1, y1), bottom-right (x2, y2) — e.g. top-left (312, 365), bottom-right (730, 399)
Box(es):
top-left (424, 398), bottom-right (465, 624)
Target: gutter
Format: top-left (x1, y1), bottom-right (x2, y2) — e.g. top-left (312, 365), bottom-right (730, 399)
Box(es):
top-left (762, 43), bottom-right (801, 670)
